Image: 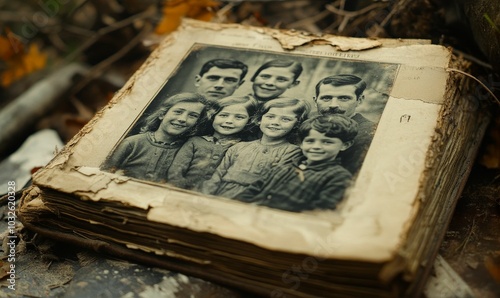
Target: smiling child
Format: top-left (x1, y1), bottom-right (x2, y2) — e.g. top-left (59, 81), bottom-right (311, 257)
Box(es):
top-left (202, 97), bottom-right (309, 198)
top-left (102, 92), bottom-right (207, 183)
top-left (167, 96), bottom-right (258, 190)
top-left (235, 115), bottom-right (358, 212)
top-left (250, 60), bottom-right (302, 104)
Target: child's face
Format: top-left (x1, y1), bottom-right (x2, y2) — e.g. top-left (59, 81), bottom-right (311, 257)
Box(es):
top-left (252, 67), bottom-right (297, 101)
top-left (315, 84), bottom-right (360, 118)
top-left (212, 105), bottom-right (250, 137)
top-left (301, 129), bottom-right (347, 164)
top-left (260, 107), bottom-right (298, 140)
top-left (159, 102), bottom-right (205, 136)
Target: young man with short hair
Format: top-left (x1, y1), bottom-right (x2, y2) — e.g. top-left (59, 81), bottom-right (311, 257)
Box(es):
top-left (195, 59), bottom-right (248, 102)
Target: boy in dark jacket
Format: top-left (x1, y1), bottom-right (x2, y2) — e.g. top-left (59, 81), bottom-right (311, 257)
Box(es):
top-left (235, 115), bottom-right (358, 212)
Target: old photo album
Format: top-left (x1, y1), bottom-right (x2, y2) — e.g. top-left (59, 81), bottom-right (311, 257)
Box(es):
top-left (19, 20), bottom-right (489, 297)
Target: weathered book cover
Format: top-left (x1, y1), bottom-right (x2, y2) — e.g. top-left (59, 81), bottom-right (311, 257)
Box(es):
top-left (19, 20), bottom-right (490, 297)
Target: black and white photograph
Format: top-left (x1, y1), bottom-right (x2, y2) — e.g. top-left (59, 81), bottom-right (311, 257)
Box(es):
top-left (101, 44), bottom-right (399, 213)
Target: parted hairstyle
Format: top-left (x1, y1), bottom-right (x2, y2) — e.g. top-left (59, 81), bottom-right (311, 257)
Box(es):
top-left (204, 95), bottom-right (259, 136)
top-left (199, 59), bottom-right (248, 81)
top-left (298, 115), bottom-right (358, 143)
top-left (255, 97), bottom-right (310, 144)
top-left (250, 59), bottom-right (303, 82)
top-left (140, 92), bottom-right (207, 136)
top-left (257, 97), bottom-right (310, 124)
top-left (314, 74), bottom-right (367, 98)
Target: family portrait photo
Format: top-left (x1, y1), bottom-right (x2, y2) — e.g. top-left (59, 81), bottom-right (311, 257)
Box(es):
top-left (101, 44), bottom-right (399, 213)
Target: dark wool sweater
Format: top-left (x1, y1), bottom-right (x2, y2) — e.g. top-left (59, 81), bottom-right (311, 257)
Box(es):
top-left (235, 157), bottom-right (352, 212)
top-left (102, 132), bottom-right (183, 183)
top-left (167, 135), bottom-right (240, 190)
top-left (339, 113), bottom-right (376, 174)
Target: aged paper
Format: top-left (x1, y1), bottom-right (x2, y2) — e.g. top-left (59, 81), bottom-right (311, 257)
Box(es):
top-left (34, 20), bottom-right (452, 261)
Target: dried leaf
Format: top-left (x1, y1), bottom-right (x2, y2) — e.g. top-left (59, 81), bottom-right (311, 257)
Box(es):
top-left (485, 254), bottom-right (500, 282)
top-left (155, 0), bottom-right (220, 35)
top-left (0, 29), bottom-right (24, 61)
top-left (0, 260), bottom-right (11, 280)
top-left (0, 34), bottom-right (47, 87)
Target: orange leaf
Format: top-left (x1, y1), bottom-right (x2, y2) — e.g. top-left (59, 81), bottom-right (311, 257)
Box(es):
top-left (485, 254), bottom-right (500, 282)
top-left (0, 42), bottom-right (47, 87)
top-left (0, 37), bottom-right (13, 60)
top-left (155, 0), bottom-right (220, 35)
top-left (0, 29), bottom-right (24, 61)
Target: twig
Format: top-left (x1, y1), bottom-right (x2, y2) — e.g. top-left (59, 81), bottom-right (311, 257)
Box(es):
top-left (0, 63), bottom-right (88, 158)
top-left (451, 48), bottom-right (493, 70)
top-left (286, 9), bottom-right (331, 30)
top-left (324, 16), bottom-right (343, 33)
top-left (377, 0), bottom-right (411, 31)
top-left (325, 2), bottom-right (388, 18)
top-left (339, 0), bottom-right (346, 11)
top-left (69, 23), bottom-right (153, 96)
top-left (64, 7), bottom-right (156, 63)
top-left (458, 217), bottom-right (476, 257)
top-left (325, 2), bottom-right (388, 33)
top-left (0, 11), bottom-right (57, 25)
top-left (338, 15), bottom-right (351, 33)
top-left (484, 13), bottom-right (500, 33)
top-left (48, 33), bottom-right (68, 52)
top-left (215, 2), bottom-right (235, 22)
top-left (63, 25), bottom-right (96, 38)
top-left (446, 68), bottom-right (500, 105)
top-left (68, 0), bottom-right (92, 19)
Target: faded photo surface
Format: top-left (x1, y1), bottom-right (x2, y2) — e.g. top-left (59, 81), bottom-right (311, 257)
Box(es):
top-left (101, 44), bottom-right (399, 213)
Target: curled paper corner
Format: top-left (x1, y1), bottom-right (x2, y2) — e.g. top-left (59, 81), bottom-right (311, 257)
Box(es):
top-left (267, 29), bottom-right (382, 51)
top-left (322, 36), bottom-right (382, 51)
top-left (110, 175), bottom-right (130, 184)
top-left (181, 19), bottom-right (382, 52)
top-left (25, 196), bottom-right (45, 208)
top-left (28, 185), bottom-right (41, 195)
top-left (75, 166), bottom-right (103, 177)
top-left (44, 151), bottom-right (71, 170)
top-left (74, 167), bottom-right (131, 191)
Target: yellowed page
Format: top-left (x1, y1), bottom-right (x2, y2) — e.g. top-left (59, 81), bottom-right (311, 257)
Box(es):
top-left (34, 20), bottom-right (452, 262)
